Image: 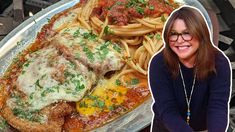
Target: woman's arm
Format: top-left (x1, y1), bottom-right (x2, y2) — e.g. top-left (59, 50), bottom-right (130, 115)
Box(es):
top-left (207, 53), bottom-right (231, 132)
top-left (149, 53), bottom-right (193, 132)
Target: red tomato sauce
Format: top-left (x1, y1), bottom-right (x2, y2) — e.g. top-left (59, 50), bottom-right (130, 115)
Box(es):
top-left (91, 0), bottom-right (174, 25)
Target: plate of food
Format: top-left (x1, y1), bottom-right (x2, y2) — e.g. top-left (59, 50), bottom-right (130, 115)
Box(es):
top-left (0, 0), bottom-right (211, 131)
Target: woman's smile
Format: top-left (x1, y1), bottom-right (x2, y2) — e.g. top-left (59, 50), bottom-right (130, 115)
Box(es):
top-left (169, 19), bottom-right (199, 66)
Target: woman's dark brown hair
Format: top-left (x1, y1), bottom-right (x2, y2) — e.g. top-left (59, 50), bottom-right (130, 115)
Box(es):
top-left (163, 6), bottom-right (218, 80)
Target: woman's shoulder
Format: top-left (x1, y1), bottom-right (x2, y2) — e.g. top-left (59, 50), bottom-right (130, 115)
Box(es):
top-left (149, 51), bottom-right (170, 75)
top-left (214, 50), bottom-right (231, 71)
top-left (150, 51), bottom-right (165, 64)
top-left (215, 50), bottom-right (230, 66)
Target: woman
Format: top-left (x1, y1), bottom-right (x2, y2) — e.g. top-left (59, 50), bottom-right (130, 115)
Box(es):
top-left (148, 5), bottom-right (231, 132)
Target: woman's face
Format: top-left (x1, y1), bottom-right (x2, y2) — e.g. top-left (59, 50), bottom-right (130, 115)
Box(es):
top-left (169, 19), bottom-right (199, 63)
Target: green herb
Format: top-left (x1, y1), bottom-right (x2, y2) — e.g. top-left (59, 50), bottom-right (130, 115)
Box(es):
top-left (92, 100), bottom-right (105, 108)
top-left (108, 106), bottom-right (114, 111)
top-left (0, 117), bottom-right (7, 130)
top-left (22, 70), bottom-right (26, 74)
top-left (12, 57), bottom-right (19, 63)
top-left (126, 0), bottom-right (147, 8)
top-left (138, 0), bottom-right (146, 4)
top-left (75, 81), bottom-right (85, 92)
top-left (148, 34), bottom-right (154, 38)
top-left (41, 74), bottom-right (47, 79)
top-left (113, 44), bottom-right (122, 53)
top-left (79, 101), bottom-right (88, 108)
top-left (73, 29), bottom-right (80, 37)
top-left (82, 32), bottom-right (97, 41)
top-left (17, 41), bottom-right (23, 46)
top-left (64, 70), bottom-right (76, 78)
top-left (54, 86), bottom-right (59, 93)
top-left (97, 100), bottom-right (105, 108)
top-left (131, 78), bottom-right (139, 85)
top-left (29, 93), bottom-right (34, 100)
top-left (116, 1), bottom-right (123, 5)
top-left (104, 26), bottom-right (113, 35)
top-left (161, 15), bottom-right (166, 22)
top-left (75, 52), bottom-right (80, 59)
top-left (12, 108), bottom-right (43, 122)
top-left (83, 47), bottom-right (95, 61)
top-left (35, 79), bottom-right (43, 89)
top-left (156, 33), bottom-right (161, 40)
top-left (65, 90), bottom-right (72, 94)
top-left (149, 5), bottom-right (154, 10)
top-left (136, 6), bottom-right (144, 15)
top-left (116, 79), bottom-right (121, 86)
top-left (23, 60), bottom-right (33, 67)
top-left (69, 62), bottom-right (76, 68)
top-left (126, 0), bottom-right (136, 7)
top-left (97, 48), bottom-right (109, 60)
top-left (87, 95), bottom-right (98, 100)
top-left (96, 41), bottom-right (111, 60)
top-left (41, 88), bottom-right (55, 97)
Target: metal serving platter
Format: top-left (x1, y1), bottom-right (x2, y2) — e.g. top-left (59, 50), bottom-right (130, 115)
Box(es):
top-left (0, 0), bottom-right (211, 131)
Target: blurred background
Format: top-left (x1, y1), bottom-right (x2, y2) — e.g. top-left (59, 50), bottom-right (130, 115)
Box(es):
top-left (0, 0), bottom-right (235, 131)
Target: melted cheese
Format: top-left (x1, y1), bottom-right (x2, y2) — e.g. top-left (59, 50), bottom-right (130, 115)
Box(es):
top-left (16, 47), bottom-right (93, 110)
top-left (56, 26), bottom-right (124, 75)
top-left (52, 8), bottom-right (80, 30)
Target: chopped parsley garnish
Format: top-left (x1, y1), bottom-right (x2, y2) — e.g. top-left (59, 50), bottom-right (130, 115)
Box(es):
top-left (12, 108), bottom-right (43, 122)
top-left (149, 5), bottom-right (154, 10)
top-left (75, 81), bottom-right (85, 92)
top-left (16, 40), bottom-right (25, 46)
top-left (108, 106), bottom-right (114, 111)
top-left (69, 62), bottom-right (76, 68)
top-left (23, 60), bottom-right (33, 67)
top-left (29, 93), bottom-right (34, 100)
top-left (73, 29), bottom-right (80, 37)
top-left (116, 1), bottom-right (123, 5)
top-left (156, 33), bottom-right (161, 40)
top-left (83, 47), bottom-right (95, 61)
top-left (127, 0), bottom-right (146, 8)
top-left (35, 79), bottom-right (43, 89)
top-left (104, 26), bottom-right (113, 35)
top-left (148, 34), bottom-right (154, 38)
top-left (96, 41), bottom-right (111, 60)
top-left (130, 78), bottom-right (139, 85)
top-left (64, 70), bottom-right (75, 78)
top-left (79, 101), bottom-right (88, 108)
top-left (82, 32), bottom-right (97, 41)
top-left (113, 44), bottom-right (122, 53)
top-left (138, 0), bottom-right (146, 4)
top-left (75, 52), bottom-right (80, 59)
top-left (46, 18), bottom-right (50, 22)
top-left (136, 6), bottom-right (144, 15)
top-left (41, 88), bottom-right (55, 97)
top-left (0, 117), bottom-right (7, 130)
top-left (116, 79), bottom-right (122, 86)
top-left (92, 100), bottom-right (105, 108)
top-left (97, 100), bottom-right (105, 108)
top-left (22, 70), bottom-right (26, 74)
top-left (87, 95), bottom-right (98, 100)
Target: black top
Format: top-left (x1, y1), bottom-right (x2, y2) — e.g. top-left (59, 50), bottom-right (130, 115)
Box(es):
top-left (149, 51), bottom-right (231, 132)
